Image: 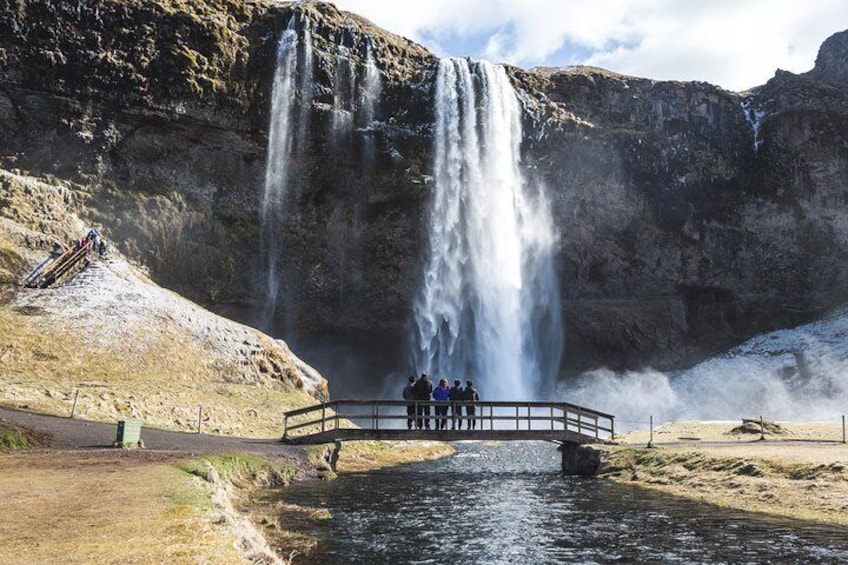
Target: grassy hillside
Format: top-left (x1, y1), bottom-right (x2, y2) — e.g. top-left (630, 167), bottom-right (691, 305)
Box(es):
top-left (0, 168), bottom-right (327, 437)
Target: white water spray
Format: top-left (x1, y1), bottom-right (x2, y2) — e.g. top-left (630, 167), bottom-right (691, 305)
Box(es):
top-left (412, 58), bottom-right (563, 401)
top-left (560, 310), bottom-right (848, 427)
top-left (258, 16), bottom-right (312, 330)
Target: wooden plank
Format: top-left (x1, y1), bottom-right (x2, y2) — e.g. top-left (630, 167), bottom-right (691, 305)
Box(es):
top-left (282, 428), bottom-right (603, 445)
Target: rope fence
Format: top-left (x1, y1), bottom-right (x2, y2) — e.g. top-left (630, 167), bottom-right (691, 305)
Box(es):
top-left (67, 385), bottom-right (210, 434)
top-left (616, 414), bottom-right (847, 446)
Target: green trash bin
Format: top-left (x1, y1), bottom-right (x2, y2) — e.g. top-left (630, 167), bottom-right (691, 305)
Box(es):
top-left (116, 420), bottom-right (142, 448)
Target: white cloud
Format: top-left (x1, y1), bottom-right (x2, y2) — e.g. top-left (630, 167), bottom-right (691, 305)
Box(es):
top-left (331, 0), bottom-right (848, 91)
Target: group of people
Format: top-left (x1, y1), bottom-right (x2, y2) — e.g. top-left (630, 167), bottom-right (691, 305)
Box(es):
top-left (73, 227), bottom-right (107, 257)
top-left (402, 372), bottom-right (480, 430)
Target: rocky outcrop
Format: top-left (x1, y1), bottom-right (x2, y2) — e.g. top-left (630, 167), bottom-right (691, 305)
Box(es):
top-left (1, 1), bottom-right (847, 385)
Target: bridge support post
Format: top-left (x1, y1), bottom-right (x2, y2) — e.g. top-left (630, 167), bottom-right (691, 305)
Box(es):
top-left (329, 440), bottom-right (342, 472)
top-left (559, 442), bottom-right (601, 476)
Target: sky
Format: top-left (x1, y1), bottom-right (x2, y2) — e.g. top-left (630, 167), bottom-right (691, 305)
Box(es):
top-left (331, 0), bottom-right (848, 92)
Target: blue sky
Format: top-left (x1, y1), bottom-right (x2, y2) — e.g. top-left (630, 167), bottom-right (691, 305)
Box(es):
top-left (332, 0), bottom-right (848, 91)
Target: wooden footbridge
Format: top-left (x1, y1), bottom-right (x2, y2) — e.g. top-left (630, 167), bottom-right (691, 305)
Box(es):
top-left (282, 400), bottom-right (615, 445)
top-left (24, 241), bottom-right (93, 288)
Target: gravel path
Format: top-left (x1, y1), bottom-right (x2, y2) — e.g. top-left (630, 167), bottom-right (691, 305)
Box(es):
top-left (0, 406), bottom-right (296, 456)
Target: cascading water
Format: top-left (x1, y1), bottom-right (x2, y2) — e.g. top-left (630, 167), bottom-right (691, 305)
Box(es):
top-left (360, 39), bottom-right (381, 174)
top-left (258, 16), bottom-right (312, 331)
top-left (331, 43), bottom-right (357, 140)
top-left (337, 40), bottom-right (382, 307)
top-left (412, 58), bottom-right (563, 401)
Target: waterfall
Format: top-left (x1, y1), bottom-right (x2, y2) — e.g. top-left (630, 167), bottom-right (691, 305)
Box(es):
top-left (741, 99), bottom-right (766, 153)
top-left (332, 45), bottom-right (357, 139)
top-left (412, 58), bottom-right (563, 401)
top-left (258, 16), bottom-right (312, 330)
top-left (360, 39), bottom-right (381, 176)
top-left (361, 40), bottom-right (381, 126)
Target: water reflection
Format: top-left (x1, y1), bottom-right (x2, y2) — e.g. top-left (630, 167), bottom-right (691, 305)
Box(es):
top-left (271, 442), bottom-right (848, 564)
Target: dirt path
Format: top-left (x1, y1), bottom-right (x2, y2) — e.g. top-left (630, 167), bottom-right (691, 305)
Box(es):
top-left (0, 405), bottom-right (295, 456)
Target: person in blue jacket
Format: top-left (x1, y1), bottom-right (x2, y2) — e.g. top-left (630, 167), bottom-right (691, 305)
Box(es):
top-left (432, 378), bottom-right (451, 430)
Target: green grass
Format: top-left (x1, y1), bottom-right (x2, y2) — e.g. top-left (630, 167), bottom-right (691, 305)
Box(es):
top-left (179, 453), bottom-right (299, 488)
top-left (0, 424), bottom-right (39, 450)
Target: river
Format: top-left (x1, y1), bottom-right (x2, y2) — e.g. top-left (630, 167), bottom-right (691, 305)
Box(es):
top-left (266, 442), bottom-right (848, 564)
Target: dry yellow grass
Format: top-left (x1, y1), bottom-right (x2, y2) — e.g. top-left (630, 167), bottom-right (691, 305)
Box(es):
top-left (0, 305), bottom-right (319, 438)
top-left (336, 440), bottom-right (455, 472)
top-left (603, 421), bottom-right (848, 526)
top-left (0, 451), bottom-right (244, 565)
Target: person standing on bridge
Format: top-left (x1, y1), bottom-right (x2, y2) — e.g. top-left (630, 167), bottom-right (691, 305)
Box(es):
top-left (449, 379), bottom-right (464, 430)
top-left (464, 380), bottom-right (480, 430)
top-left (402, 375), bottom-right (416, 430)
top-left (412, 372), bottom-right (433, 429)
top-left (432, 378), bottom-right (450, 430)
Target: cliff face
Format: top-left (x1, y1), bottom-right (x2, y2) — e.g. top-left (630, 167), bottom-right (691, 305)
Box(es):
top-left (514, 51), bottom-right (848, 370)
top-left (1, 1), bottom-right (847, 382)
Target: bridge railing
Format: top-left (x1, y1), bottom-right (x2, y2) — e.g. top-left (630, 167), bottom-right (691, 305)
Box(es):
top-left (282, 399), bottom-right (615, 441)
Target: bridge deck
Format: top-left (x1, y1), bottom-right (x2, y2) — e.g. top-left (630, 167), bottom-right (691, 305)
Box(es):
top-left (282, 399), bottom-right (615, 445)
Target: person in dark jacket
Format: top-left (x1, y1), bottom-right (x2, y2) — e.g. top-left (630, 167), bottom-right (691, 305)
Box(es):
top-left (448, 379), bottom-right (464, 429)
top-left (402, 375), bottom-right (416, 430)
top-left (432, 378), bottom-right (451, 430)
top-left (464, 380), bottom-right (480, 429)
top-left (412, 372), bottom-right (433, 429)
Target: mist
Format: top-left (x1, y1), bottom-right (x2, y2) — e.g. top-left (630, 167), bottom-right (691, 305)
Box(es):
top-left (558, 310), bottom-right (848, 428)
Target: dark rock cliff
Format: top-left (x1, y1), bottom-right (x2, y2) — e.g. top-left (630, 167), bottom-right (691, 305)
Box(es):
top-left (1, 1), bottom-right (846, 385)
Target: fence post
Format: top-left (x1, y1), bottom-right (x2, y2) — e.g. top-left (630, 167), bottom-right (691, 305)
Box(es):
top-left (197, 405), bottom-right (202, 434)
top-left (335, 402), bottom-right (340, 430)
top-left (70, 388), bottom-right (80, 419)
top-left (843, 415), bottom-right (846, 444)
top-left (759, 415), bottom-right (765, 441)
top-left (647, 415), bottom-right (654, 448)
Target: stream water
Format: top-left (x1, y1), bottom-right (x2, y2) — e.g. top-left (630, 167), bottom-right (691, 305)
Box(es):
top-left (270, 442), bottom-right (847, 564)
